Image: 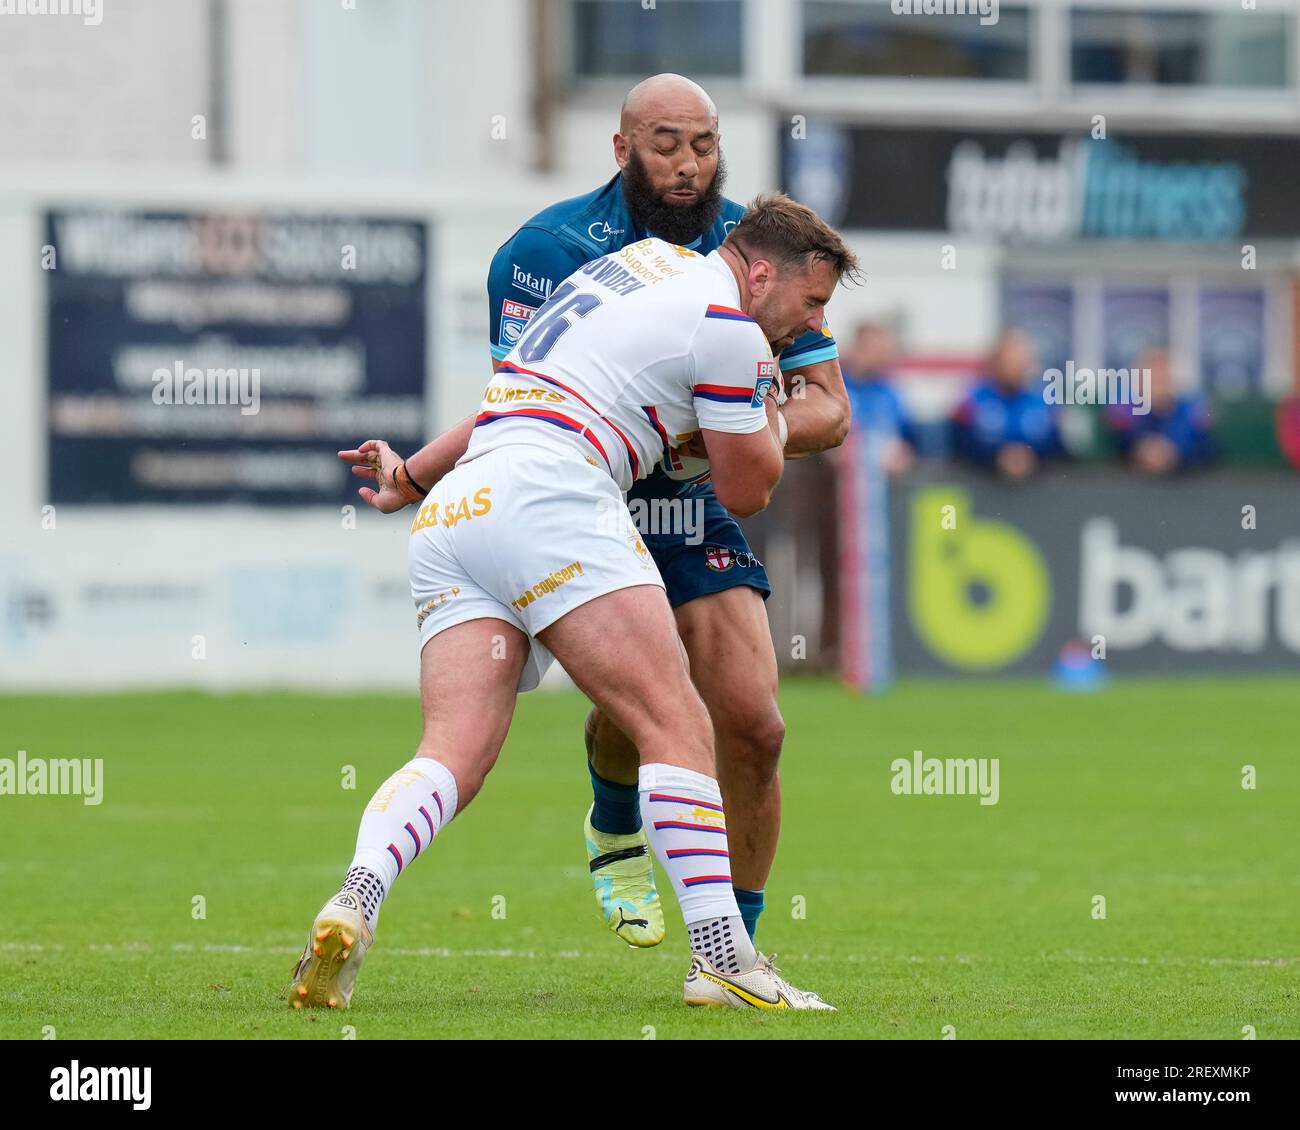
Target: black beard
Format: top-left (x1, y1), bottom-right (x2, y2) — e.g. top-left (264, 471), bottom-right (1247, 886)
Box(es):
top-left (621, 149), bottom-right (727, 245)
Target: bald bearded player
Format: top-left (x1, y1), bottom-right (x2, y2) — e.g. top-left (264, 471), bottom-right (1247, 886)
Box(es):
top-left (340, 74), bottom-right (851, 953)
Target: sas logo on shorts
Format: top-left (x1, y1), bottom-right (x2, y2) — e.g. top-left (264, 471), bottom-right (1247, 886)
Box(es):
top-left (500, 299), bottom-right (536, 347)
top-left (752, 360), bottom-right (778, 407)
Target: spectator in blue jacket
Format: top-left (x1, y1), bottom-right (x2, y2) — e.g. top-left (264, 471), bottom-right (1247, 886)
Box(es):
top-left (842, 322), bottom-right (916, 476)
top-left (951, 329), bottom-right (1064, 480)
top-left (1104, 349), bottom-right (1214, 474)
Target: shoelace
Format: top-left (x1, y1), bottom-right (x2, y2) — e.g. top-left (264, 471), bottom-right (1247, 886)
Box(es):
top-left (759, 953), bottom-right (798, 997)
top-left (760, 953), bottom-right (824, 1004)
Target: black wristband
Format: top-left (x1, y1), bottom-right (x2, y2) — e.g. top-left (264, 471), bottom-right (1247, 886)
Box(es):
top-left (396, 461), bottom-right (429, 502)
top-left (404, 461), bottom-right (430, 495)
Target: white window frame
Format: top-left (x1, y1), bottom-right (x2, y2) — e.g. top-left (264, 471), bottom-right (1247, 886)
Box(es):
top-left (1065, 0), bottom-right (1300, 127)
top-left (776, 0), bottom-right (1300, 132)
top-left (786, 0), bottom-right (1040, 119)
top-left (563, 0), bottom-right (749, 89)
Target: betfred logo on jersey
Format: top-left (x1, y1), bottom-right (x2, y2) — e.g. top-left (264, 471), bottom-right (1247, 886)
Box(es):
top-left (499, 299), bottom-right (536, 347)
top-left (752, 360), bottom-right (778, 407)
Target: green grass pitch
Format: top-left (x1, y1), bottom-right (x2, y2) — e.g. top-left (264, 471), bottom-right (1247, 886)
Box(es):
top-left (1, 677), bottom-right (1296, 1039)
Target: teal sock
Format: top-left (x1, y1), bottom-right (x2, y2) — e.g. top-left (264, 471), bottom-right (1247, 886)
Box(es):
top-left (588, 761), bottom-right (641, 835)
top-left (733, 887), bottom-right (765, 941)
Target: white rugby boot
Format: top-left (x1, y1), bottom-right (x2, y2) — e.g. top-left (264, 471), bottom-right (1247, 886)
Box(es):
top-left (288, 891), bottom-right (374, 1010)
top-left (682, 950), bottom-right (836, 1010)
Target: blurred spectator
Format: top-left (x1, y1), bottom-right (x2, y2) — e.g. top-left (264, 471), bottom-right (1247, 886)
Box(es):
top-left (1104, 349), bottom-right (1214, 474)
top-left (841, 322), bottom-right (916, 476)
top-left (951, 329), bottom-right (1064, 480)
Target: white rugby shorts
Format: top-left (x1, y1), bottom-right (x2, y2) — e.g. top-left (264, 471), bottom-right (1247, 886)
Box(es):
top-left (407, 443), bottom-right (663, 691)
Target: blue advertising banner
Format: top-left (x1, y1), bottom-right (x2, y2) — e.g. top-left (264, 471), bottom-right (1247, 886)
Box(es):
top-left (1003, 284), bottom-right (1074, 376)
top-left (1102, 287), bottom-right (1169, 372)
top-left (1198, 288), bottom-right (1266, 398)
top-left (46, 210), bottom-right (428, 505)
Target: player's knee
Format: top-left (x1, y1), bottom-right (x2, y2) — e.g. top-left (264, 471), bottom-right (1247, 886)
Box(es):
top-left (416, 740), bottom-right (500, 805)
top-left (624, 688), bottom-right (714, 768)
top-left (717, 700), bottom-right (785, 781)
top-left (591, 707), bottom-right (639, 765)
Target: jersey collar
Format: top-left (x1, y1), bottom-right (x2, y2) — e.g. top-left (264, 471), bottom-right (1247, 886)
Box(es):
top-left (649, 231), bottom-right (705, 251)
top-left (704, 248), bottom-right (743, 307)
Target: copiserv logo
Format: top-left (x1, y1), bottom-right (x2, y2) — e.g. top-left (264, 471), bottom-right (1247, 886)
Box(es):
top-left (946, 137), bottom-right (1247, 242)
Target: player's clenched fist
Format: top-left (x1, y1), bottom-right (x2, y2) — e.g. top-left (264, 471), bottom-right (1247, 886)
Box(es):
top-left (673, 430), bottom-right (708, 460)
top-left (337, 439), bottom-right (428, 513)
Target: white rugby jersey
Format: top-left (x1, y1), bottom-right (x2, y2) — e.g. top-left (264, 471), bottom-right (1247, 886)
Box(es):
top-left (461, 237), bottom-right (777, 492)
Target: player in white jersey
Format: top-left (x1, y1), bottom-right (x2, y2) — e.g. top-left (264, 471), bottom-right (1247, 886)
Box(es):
top-left (406, 237), bottom-right (784, 679)
top-left (288, 195), bottom-right (859, 1011)
top-left (469, 239), bottom-right (784, 492)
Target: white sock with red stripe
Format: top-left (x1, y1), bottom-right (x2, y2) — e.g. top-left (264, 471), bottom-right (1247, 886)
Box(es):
top-left (338, 757), bottom-right (459, 931)
top-left (639, 762), bottom-right (758, 974)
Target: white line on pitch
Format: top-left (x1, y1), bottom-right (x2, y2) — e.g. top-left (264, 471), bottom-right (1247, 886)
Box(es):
top-left (1, 942), bottom-right (1296, 967)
